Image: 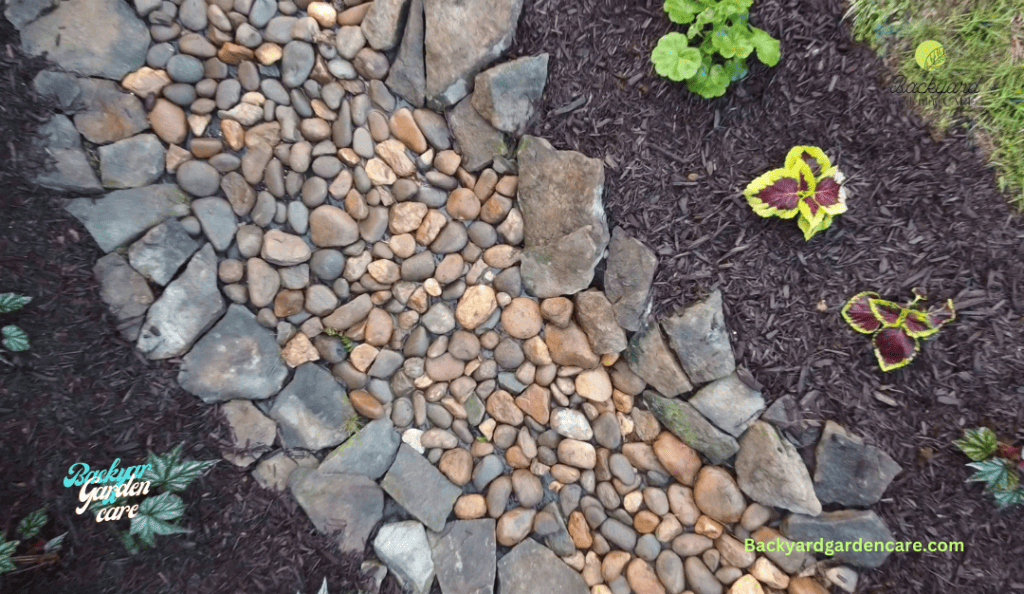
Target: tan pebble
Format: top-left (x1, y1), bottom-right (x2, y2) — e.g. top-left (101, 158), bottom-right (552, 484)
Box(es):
top-left (190, 138), bottom-right (223, 159)
top-left (306, 2), bottom-right (337, 27)
top-left (389, 233), bottom-right (416, 258)
top-left (349, 389), bottom-right (384, 419)
top-left (654, 432), bottom-right (702, 486)
top-left (221, 119), bottom-right (245, 151)
top-left (376, 138), bottom-right (416, 177)
top-left (495, 174), bottom-right (518, 196)
top-left (274, 289), bottom-right (305, 317)
top-left (456, 167), bottom-right (476, 188)
top-left (416, 209), bottom-right (448, 245)
top-left (474, 169), bottom-right (499, 200)
top-left (389, 108), bottom-right (428, 153)
top-left (337, 2), bottom-right (372, 25)
top-left (694, 515), bottom-right (724, 539)
top-left (625, 558), bottom-right (665, 594)
top-left (149, 99), bottom-right (187, 145)
top-left (281, 333), bottom-right (319, 367)
top-left (787, 576), bottom-right (830, 594)
top-left (750, 557), bottom-right (788, 590)
top-left (483, 244), bottom-right (519, 269)
top-left (634, 510), bottom-right (660, 534)
top-left (339, 147), bottom-right (361, 166)
top-left (622, 491), bottom-right (644, 514)
top-left (456, 285), bottom-right (497, 330)
top-left (655, 514), bottom-right (683, 542)
top-left (438, 448), bottom-right (473, 485)
top-left (255, 42), bottom-right (282, 65)
top-left (575, 368), bottom-right (613, 402)
top-left (454, 494), bottom-right (487, 519)
top-left (122, 66), bottom-right (171, 97)
top-left (540, 297), bottom-right (573, 327)
top-left (424, 278), bottom-right (442, 296)
top-left (446, 187), bottom-right (481, 220)
top-left (218, 42), bottom-right (255, 64)
top-left (389, 202), bottom-right (428, 234)
top-left (568, 511), bottom-right (593, 549)
top-left (563, 551), bottom-right (585, 572)
top-left (349, 343), bottom-right (379, 372)
top-left (611, 389), bottom-right (633, 414)
top-left (730, 574), bottom-right (765, 594)
top-left (582, 551), bottom-right (602, 586)
top-left (434, 149), bottom-right (462, 175)
top-left (550, 463), bottom-right (580, 483)
top-left (601, 550), bottom-right (631, 582)
top-left (365, 158), bottom-right (396, 185)
top-left (165, 144), bottom-right (192, 173)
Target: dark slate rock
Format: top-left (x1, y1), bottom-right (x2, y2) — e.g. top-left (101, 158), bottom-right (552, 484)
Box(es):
top-left (604, 227), bottom-right (657, 332)
top-left (432, 519), bottom-right (497, 594)
top-left (319, 417), bottom-right (400, 480)
top-left (384, 0), bottom-right (425, 106)
top-left (541, 502), bottom-right (575, 557)
top-left (688, 372), bottom-right (765, 438)
top-left (736, 421), bottom-right (822, 516)
top-left (192, 197), bottom-right (238, 252)
top-left (65, 184), bottom-right (191, 253)
top-left (92, 253), bottom-right (154, 341)
top-left (4, 0), bottom-right (58, 28)
top-left (32, 114), bottom-right (102, 193)
top-left (645, 391), bottom-right (739, 465)
top-left (270, 363), bottom-right (355, 450)
top-left (447, 95), bottom-right (509, 172)
top-left (374, 521), bottom-right (435, 594)
top-left (98, 134), bottom-right (166, 189)
top-left (127, 218), bottom-right (200, 286)
top-left (471, 54), bottom-right (548, 136)
top-left (32, 69), bottom-right (82, 111)
top-left (289, 467), bottom-right (384, 554)
top-left (136, 244), bottom-right (226, 359)
top-left (496, 538), bottom-right (588, 594)
top-left (781, 510), bottom-right (896, 568)
top-left (813, 420), bottom-right (902, 507)
top-left (624, 320), bottom-right (692, 397)
top-left (381, 443), bottom-right (461, 532)
top-left (177, 304), bottom-right (288, 403)
top-left (662, 290), bottom-right (736, 385)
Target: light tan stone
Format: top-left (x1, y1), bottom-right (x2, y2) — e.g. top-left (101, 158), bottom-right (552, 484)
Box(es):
top-left (281, 333), bottom-right (319, 367)
top-left (365, 158), bottom-right (396, 185)
top-left (375, 139), bottom-right (415, 177)
top-left (454, 494), bottom-right (488, 519)
top-left (575, 367), bottom-right (613, 402)
top-left (122, 66), bottom-right (171, 97)
top-left (750, 557), bottom-right (788, 590)
top-left (456, 285), bottom-right (497, 330)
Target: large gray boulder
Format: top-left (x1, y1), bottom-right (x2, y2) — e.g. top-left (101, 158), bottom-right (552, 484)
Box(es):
top-left (814, 421), bottom-right (902, 507)
top-left (497, 538), bottom-right (588, 594)
top-left (373, 521), bottom-right (434, 594)
top-left (781, 510), bottom-right (896, 568)
top-left (361, 0), bottom-right (411, 51)
top-left (645, 391), bottom-right (739, 465)
top-left (736, 421), bottom-right (822, 516)
top-left (447, 95), bottom-right (508, 172)
top-left (33, 115), bottom-right (102, 193)
top-left (177, 304), bottom-right (288, 403)
top-left (662, 290), bottom-right (736, 385)
top-left (65, 185), bottom-right (191, 253)
top-left (517, 136), bottom-right (608, 298)
top-left (381, 444), bottom-right (461, 532)
top-left (136, 244), bottom-right (225, 359)
top-left (98, 134), bottom-right (165, 189)
top-left (270, 363), bottom-right (355, 450)
top-left (289, 467), bottom-right (383, 554)
top-left (424, 0), bottom-right (523, 109)
top-left (319, 417), bottom-right (401, 480)
top-left (624, 321), bottom-right (692, 397)
top-left (92, 253), bottom-right (154, 341)
top-left (385, 0), bottom-right (425, 106)
top-left (688, 372), bottom-right (765, 438)
top-left (471, 54), bottom-right (548, 136)
top-left (431, 519), bottom-right (497, 594)
top-left (20, 0), bottom-right (149, 80)
top-left (604, 227), bottom-right (657, 331)
top-left (127, 218), bottom-right (200, 287)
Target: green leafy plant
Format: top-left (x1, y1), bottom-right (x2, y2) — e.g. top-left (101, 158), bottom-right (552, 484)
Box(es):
top-left (1, 508), bottom-right (66, 575)
top-left (0, 293), bottom-right (31, 354)
top-left (954, 427), bottom-right (1024, 508)
top-left (743, 146), bottom-right (849, 240)
top-left (322, 328), bottom-right (357, 353)
top-left (842, 287), bottom-right (955, 372)
top-left (651, 0), bottom-right (780, 98)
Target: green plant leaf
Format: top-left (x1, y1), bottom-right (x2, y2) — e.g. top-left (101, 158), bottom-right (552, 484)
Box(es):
top-left (2, 325), bottom-right (29, 352)
top-left (992, 488), bottom-right (1024, 508)
top-left (954, 427), bottom-right (999, 462)
top-left (967, 458), bottom-right (1018, 493)
top-left (664, 0), bottom-right (707, 24)
top-left (17, 508), bottom-right (47, 541)
top-left (687, 62), bottom-right (731, 98)
top-left (652, 33), bottom-right (702, 82)
top-left (0, 293), bottom-right (31, 314)
top-left (129, 492), bottom-right (189, 549)
top-left (0, 535), bottom-right (19, 574)
top-left (723, 57), bottom-right (749, 82)
top-left (145, 443), bottom-right (217, 493)
top-left (44, 532), bottom-right (66, 554)
top-left (749, 27), bottom-right (781, 66)
top-left (118, 530), bottom-right (142, 554)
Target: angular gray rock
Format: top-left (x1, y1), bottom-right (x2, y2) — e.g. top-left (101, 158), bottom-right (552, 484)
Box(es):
top-left (270, 363), bottom-right (355, 450)
top-left (373, 521), bottom-right (434, 594)
top-left (573, 289), bottom-right (627, 355)
top-left (136, 244), bottom-right (225, 359)
top-left (814, 421), bottom-right (902, 507)
top-left (517, 135), bottom-right (608, 298)
top-left (98, 134), bottom-right (165, 189)
top-left (662, 290), bottom-right (736, 385)
top-left (385, 0), bottom-right (425, 107)
top-left (127, 218), bottom-right (200, 286)
top-left (736, 421), bottom-right (822, 516)
top-left (20, 0), bottom-right (149, 80)
top-left (688, 372), bottom-right (765, 438)
top-left (32, 115), bottom-right (102, 193)
top-left (4, 0), bottom-right (58, 29)
top-left (497, 538), bottom-right (588, 594)
top-left (447, 95), bottom-right (508, 172)
top-left (319, 417), bottom-right (401, 480)
top-left (32, 69), bottom-right (82, 111)
top-left (471, 54), bottom-right (548, 135)
top-left (624, 321), bottom-right (692, 397)
top-left (72, 78), bottom-right (149, 144)
top-left (381, 443), bottom-right (461, 532)
top-left (92, 253), bottom-right (154, 341)
top-left (65, 185), bottom-right (191, 253)
top-left (177, 304), bottom-right (288, 403)
top-left (645, 391), bottom-right (739, 465)
top-left (361, 0), bottom-right (411, 51)
top-left (289, 467), bottom-right (384, 554)
top-left (432, 519), bottom-right (497, 594)
top-left (424, 0), bottom-right (524, 109)
top-left (781, 510), bottom-right (895, 568)
top-left (192, 197), bottom-right (238, 252)
top-left (604, 227), bottom-right (657, 332)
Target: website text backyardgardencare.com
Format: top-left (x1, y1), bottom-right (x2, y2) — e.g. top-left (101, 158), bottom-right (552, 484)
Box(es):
top-left (745, 537), bottom-right (965, 557)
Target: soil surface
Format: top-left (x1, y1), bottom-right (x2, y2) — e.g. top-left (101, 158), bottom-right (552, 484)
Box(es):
top-left (2, 0), bottom-right (1023, 592)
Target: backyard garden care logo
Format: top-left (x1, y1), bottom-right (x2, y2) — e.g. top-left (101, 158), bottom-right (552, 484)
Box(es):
top-left (887, 40), bottom-right (979, 109)
top-left (915, 40), bottom-right (945, 70)
top-left (63, 458), bottom-right (153, 521)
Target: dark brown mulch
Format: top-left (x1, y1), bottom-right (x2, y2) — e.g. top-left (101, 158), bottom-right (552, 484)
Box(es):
top-left (512, 0), bottom-right (1024, 591)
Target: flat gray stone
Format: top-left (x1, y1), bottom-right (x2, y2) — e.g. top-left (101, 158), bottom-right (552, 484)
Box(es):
top-left (432, 519), bottom-right (496, 594)
top-left (781, 510), bottom-right (895, 568)
top-left (289, 467), bottom-right (384, 553)
top-left (624, 320), bottom-right (692, 397)
top-left (381, 443), bottom-right (461, 532)
top-left (373, 521), bottom-right (434, 594)
top-left (127, 218), bottom-right (200, 286)
top-left (471, 54), bottom-right (548, 135)
top-left (688, 372), bottom-right (765, 438)
top-left (93, 253), bottom-right (154, 341)
top-left (98, 134), bottom-right (165, 189)
top-left (573, 289), bottom-right (627, 355)
top-left (604, 227), bottom-right (657, 332)
top-left (384, 0), bottom-right (425, 107)
top-left (319, 417), bottom-right (400, 480)
top-left (177, 304), bottom-right (288, 403)
top-left (736, 421), bottom-right (822, 516)
top-left (645, 391), bottom-right (739, 465)
top-left (813, 420), bottom-right (902, 507)
top-left (662, 290), bottom-right (736, 385)
top-left (447, 95), bottom-right (508, 172)
top-left (361, 0), bottom-right (411, 51)
top-left (65, 185), bottom-right (191, 252)
top-left (33, 115), bottom-right (102, 193)
top-left (270, 363), bottom-right (355, 450)
top-left (424, 0), bottom-right (523, 109)
top-left (72, 78), bottom-right (149, 144)
top-left (136, 244), bottom-right (226, 359)
top-left (32, 69), bottom-right (82, 111)
top-left (497, 538), bottom-right (588, 594)
top-left (4, 0), bottom-right (58, 28)
top-left (20, 0), bottom-right (149, 80)
top-left (192, 197), bottom-right (238, 252)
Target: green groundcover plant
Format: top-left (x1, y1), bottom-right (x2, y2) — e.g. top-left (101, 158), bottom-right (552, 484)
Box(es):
top-left (743, 146), bottom-right (849, 240)
top-left (841, 287), bottom-right (955, 372)
top-left (0, 508), bottom-right (65, 575)
top-left (651, 0), bottom-right (780, 98)
top-left (0, 293), bottom-right (31, 354)
top-left (954, 427), bottom-right (1024, 508)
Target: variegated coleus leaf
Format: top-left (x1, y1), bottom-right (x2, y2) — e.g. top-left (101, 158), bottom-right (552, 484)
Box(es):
top-left (869, 298), bottom-right (906, 328)
top-left (743, 161), bottom-right (812, 220)
top-left (842, 292), bottom-right (883, 334)
top-left (785, 145), bottom-right (832, 177)
top-left (872, 326), bottom-right (920, 372)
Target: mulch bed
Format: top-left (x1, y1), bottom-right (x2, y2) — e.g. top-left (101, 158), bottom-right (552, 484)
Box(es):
top-left (1, 0), bottom-right (1022, 592)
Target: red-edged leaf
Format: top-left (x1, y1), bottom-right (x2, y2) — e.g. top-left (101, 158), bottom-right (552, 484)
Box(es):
top-left (842, 292), bottom-right (881, 334)
top-left (872, 327), bottom-right (919, 372)
top-left (902, 309), bottom-right (939, 338)
top-left (869, 299), bottom-right (905, 327)
top-left (813, 177), bottom-right (848, 216)
top-left (784, 146), bottom-right (832, 177)
top-left (743, 167), bottom-right (802, 219)
top-left (927, 299), bottom-right (956, 329)
top-left (759, 177), bottom-right (801, 210)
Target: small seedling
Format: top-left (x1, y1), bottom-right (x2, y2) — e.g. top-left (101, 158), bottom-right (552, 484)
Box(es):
top-left (954, 427), bottom-right (1024, 508)
top-left (842, 287), bottom-right (955, 371)
top-left (0, 508), bottom-right (66, 575)
top-left (0, 293), bottom-right (31, 355)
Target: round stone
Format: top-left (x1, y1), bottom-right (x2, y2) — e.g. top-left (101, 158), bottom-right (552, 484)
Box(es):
top-left (501, 297), bottom-right (543, 339)
top-left (454, 494), bottom-right (487, 519)
top-left (177, 160), bottom-right (221, 196)
top-left (575, 368), bottom-right (613, 402)
top-left (166, 54), bottom-right (204, 83)
top-left (693, 466), bottom-right (746, 524)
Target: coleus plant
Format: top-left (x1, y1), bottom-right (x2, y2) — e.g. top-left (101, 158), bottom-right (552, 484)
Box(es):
top-left (743, 146), bottom-right (849, 240)
top-left (841, 287), bottom-right (955, 372)
top-left (651, 0), bottom-right (780, 98)
top-left (954, 427), bottom-right (1024, 508)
